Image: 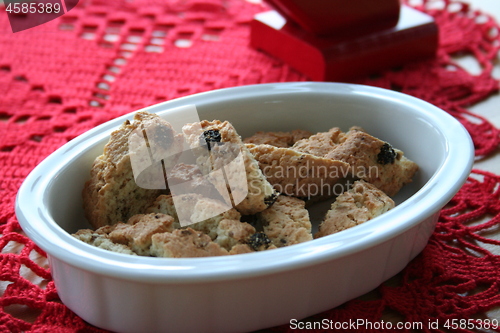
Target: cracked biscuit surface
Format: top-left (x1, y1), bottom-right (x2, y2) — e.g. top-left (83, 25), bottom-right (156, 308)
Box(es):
top-left (150, 228), bottom-right (229, 258)
top-left (246, 143), bottom-right (350, 198)
top-left (82, 111), bottom-right (184, 229)
top-left (146, 194), bottom-right (255, 250)
top-left (182, 120), bottom-right (278, 215)
top-left (293, 127), bottom-right (418, 196)
top-left (258, 195), bottom-right (312, 247)
top-left (315, 180), bottom-right (395, 238)
top-left (243, 130), bottom-right (312, 148)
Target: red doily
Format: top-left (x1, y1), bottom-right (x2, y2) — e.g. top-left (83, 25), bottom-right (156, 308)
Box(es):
top-left (1, 0), bottom-right (500, 332)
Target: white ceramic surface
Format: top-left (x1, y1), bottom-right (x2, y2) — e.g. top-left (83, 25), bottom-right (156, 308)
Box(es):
top-left (16, 82), bottom-right (473, 333)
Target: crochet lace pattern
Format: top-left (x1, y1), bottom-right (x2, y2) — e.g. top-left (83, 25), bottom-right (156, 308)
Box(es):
top-left (0, 0), bottom-right (499, 332)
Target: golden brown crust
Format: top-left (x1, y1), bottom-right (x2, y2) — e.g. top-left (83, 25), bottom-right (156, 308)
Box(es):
top-left (293, 127), bottom-right (418, 196)
top-left (246, 143), bottom-right (350, 198)
top-left (258, 196), bottom-right (312, 247)
top-left (150, 228), bottom-right (229, 258)
top-left (146, 194), bottom-right (257, 251)
top-left (325, 128), bottom-right (418, 196)
top-left (108, 213), bottom-right (175, 255)
top-left (82, 111), bottom-right (184, 229)
top-left (315, 180), bottom-right (395, 238)
top-left (292, 127), bottom-right (345, 156)
top-left (215, 219), bottom-right (256, 250)
top-left (182, 120), bottom-right (277, 215)
top-left (243, 130), bottom-right (312, 148)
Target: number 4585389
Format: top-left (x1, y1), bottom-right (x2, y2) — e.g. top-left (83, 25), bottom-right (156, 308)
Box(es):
top-left (5, 1), bottom-right (62, 14)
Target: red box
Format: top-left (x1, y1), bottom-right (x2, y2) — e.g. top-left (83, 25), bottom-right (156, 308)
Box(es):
top-left (265, 0), bottom-right (400, 36)
top-left (250, 5), bottom-right (439, 81)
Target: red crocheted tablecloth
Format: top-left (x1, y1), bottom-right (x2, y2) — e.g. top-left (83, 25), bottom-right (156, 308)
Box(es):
top-left (1, 0), bottom-right (500, 332)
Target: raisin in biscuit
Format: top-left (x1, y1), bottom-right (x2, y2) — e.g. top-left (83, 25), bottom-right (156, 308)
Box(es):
top-left (83, 111), bottom-right (184, 229)
top-left (243, 130), bottom-right (312, 148)
top-left (315, 180), bottom-right (395, 238)
top-left (182, 120), bottom-right (278, 215)
top-left (258, 195), bottom-right (312, 247)
top-left (246, 143), bottom-right (350, 198)
top-left (293, 127), bottom-right (418, 196)
top-left (150, 228), bottom-right (229, 258)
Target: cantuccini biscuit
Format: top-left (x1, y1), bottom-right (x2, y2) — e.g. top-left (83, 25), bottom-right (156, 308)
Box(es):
top-left (146, 194), bottom-right (255, 250)
top-left (182, 120), bottom-right (278, 215)
top-left (246, 143), bottom-right (350, 198)
top-left (258, 195), bottom-right (312, 247)
top-left (293, 127), bottom-right (418, 196)
top-left (82, 111), bottom-right (184, 229)
top-left (243, 129), bottom-right (312, 148)
top-left (150, 228), bottom-right (229, 258)
top-left (315, 180), bottom-right (395, 238)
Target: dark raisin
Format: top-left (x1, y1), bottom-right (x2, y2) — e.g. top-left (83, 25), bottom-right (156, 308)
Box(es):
top-left (264, 192), bottom-right (278, 207)
top-left (377, 143), bottom-right (396, 165)
top-left (247, 232), bottom-right (271, 251)
top-left (150, 124), bottom-right (174, 151)
top-left (200, 129), bottom-right (221, 151)
top-left (241, 214), bottom-right (259, 227)
top-left (181, 229), bottom-right (192, 236)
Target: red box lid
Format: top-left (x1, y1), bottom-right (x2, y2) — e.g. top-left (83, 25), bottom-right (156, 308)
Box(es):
top-left (265, 0), bottom-right (401, 36)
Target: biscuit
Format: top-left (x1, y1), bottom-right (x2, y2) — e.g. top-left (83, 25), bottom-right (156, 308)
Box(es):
top-left (293, 127), bottom-right (418, 196)
top-left (72, 226), bottom-right (137, 255)
top-left (215, 219), bottom-right (256, 250)
top-left (258, 195), bottom-right (312, 247)
top-left (150, 228), bottom-right (229, 258)
top-left (108, 213), bottom-right (175, 255)
top-left (146, 194), bottom-right (255, 250)
top-left (315, 180), bottom-right (395, 238)
top-left (243, 130), bottom-right (312, 148)
top-left (246, 143), bottom-right (350, 198)
top-left (292, 127), bottom-right (345, 157)
top-left (182, 120), bottom-right (278, 215)
top-left (228, 244), bottom-right (255, 255)
top-left (82, 111), bottom-right (184, 229)
top-left (166, 163), bottom-right (219, 198)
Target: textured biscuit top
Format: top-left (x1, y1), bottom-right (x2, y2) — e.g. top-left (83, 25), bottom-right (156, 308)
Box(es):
top-left (82, 111), bottom-right (184, 229)
top-left (182, 120), bottom-right (278, 215)
top-left (108, 213), bottom-right (175, 255)
top-left (243, 130), bottom-right (312, 148)
top-left (293, 126), bottom-right (418, 196)
top-left (258, 195), bottom-right (312, 247)
top-left (150, 228), bottom-right (229, 258)
top-left (146, 193), bottom-right (255, 251)
top-left (292, 127), bottom-right (345, 156)
top-left (246, 143), bottom-right (350, 198)
top-left (315, 180), bottom-right (395, 238)
top-left (166, 163), bottom-right (218, 198)
top-left (325, 128), bottom-right (418, 196)
top-left (73, 226), bottom-right (137, 255)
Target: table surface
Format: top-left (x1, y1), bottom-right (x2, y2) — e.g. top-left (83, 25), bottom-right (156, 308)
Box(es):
top-left (2, 0), bottom-right (500, 330)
